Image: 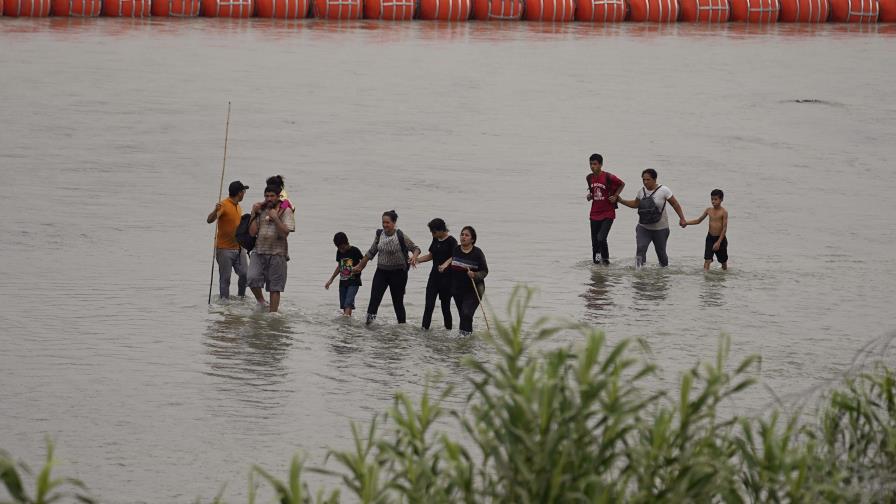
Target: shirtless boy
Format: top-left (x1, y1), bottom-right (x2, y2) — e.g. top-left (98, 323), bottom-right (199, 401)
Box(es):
top-left (684, 189), bottom-right (729, 270)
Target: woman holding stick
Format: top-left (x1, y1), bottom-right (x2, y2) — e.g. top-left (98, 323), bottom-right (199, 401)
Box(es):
top-left (438, 226), bottom-right (488, 336)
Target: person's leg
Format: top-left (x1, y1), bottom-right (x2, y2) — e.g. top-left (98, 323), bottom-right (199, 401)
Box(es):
top-left (339, 285), bottom-right (349, 313)
top-left (653, 228), bottom-right (671, 267)
top-left (590, 220), bottom-right (602, 263)
top-left (266, 255), bottom-right (288, 313)
top-left (215, 249), bottom-right (235, 299)
top-left (388, 269), bottom-right (408, 324)
top-left (458, 292), bottom-right (480, 334)
top-left (366, 268), bottom-right (388, 323)
top-left (716, 236), bottom-right (729, 271)
top-left (438, 278), bottom-right (453, 330)
top-left (635, 225), bottom-right (651, 267)
top-left (247, 253), bottom-right (267, 305)
top-left (597, 219), bottom-right (614, 264)
top-left (344, 285), bottom-right (359, 316)
top-left (704, 234), bottom-right (715, 271)
top-left (236, 248), bottom-right (249, 297)
top-left (421, 276), bottom-right (438, 329)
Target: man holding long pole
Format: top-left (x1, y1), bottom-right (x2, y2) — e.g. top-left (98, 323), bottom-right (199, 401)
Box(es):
top-left (207, 180), bottom-right (249, 300)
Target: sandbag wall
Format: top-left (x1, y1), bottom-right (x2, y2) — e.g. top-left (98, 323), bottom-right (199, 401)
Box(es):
top-left (1, 0), bottom-right (893, 22)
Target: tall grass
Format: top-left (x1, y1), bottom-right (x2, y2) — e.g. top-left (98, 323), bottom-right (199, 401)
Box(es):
top-left (3, 287), bottom-right (895, 503)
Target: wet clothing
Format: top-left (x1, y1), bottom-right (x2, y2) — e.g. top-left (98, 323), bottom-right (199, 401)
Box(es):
top-left (635, 225), bottom-right (670, 267)
top-left (248, 253), bottom-right (288, 292)
top-left (449, 245), bottom-right (488, 334)
top-left (364, 229), bottom-right (420, 323)
top-left (339, 285), bottom-right (360, 310)
top-left (215, 198), bottom-right (242, 250)
top-left (422, 236), bottom-right (458, 330)
top-left (590, 219), bottom-right (614, 264)
top-left (216, 248), bottom-right (248, 298)
top-left (704, 234), bottom-right (729, 263)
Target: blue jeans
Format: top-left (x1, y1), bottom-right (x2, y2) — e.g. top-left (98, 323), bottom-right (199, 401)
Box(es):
top-left (339, 284), bottom-right (360, 310)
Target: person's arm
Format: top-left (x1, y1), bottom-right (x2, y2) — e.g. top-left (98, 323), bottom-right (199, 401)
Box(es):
top-left (468, 249), bottom-right (488, 282)
top-left (352, 235), bottom-right (379, 273)
top-left (416, 252), bottom-right (433, 264)
top-left (248, 203), bottom-right (262, 237)
top-left (325, 263), bottom-right (340, 289)
top-left (585, 174), bottom-right (593, 201)
top-left (404, 234), bottom-right (421, 268)
top-left (667, 195), bottom-right (687, 228)
top-left (266, 208), bottom-right (292, 237)
top-left (438, 258), bottom-right (452, 273)
top-left (608, 176), bottom-right (626, 203)
top-left (685, 208), bottom-right (709, 227)
top-left (617, 194), bottom-right (640, 208)
top-left (714, 210), bottom-right (728, 250)
top-left (207, 202), bottom-right (222, 223)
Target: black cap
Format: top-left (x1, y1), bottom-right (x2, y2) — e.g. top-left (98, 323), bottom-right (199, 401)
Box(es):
top-left (228, 180), bottom-right (249, 196)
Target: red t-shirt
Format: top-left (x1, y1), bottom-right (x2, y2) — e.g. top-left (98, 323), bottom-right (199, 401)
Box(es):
top-left (588, 171), bottom-right (622, 221)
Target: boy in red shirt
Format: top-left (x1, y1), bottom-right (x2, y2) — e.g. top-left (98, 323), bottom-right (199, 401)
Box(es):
top-left (585, 153), bottom-right (625, 265)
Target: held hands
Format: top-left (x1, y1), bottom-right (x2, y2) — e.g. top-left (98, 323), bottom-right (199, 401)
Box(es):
top-left (608, 195), bottom-right (618, 203)
top-left (679, 217), bottom-right (687, 228)
top-left (408, 256), bottom-right (418, 269)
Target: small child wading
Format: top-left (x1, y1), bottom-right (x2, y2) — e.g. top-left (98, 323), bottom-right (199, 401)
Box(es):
top-left (684, 189), bottom-right (729, 270)
top-left (325, 232), bottom-right (364, 316)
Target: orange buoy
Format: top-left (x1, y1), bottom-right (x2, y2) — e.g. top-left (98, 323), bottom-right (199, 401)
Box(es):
top-left (829, 0), bottom-right (877, 21)
top-left (418, 0), bottom-right (471, 19)
top-left (201, 0), bottom-right (254, 16)
top-left (472, 0), bottom-right (524, 18)
top-left (574, 0), bottom-right (626, 21)
top-left (3, 0), bottom-right (51, 15)
top-left (880, 0), bottom-right (895, 20)
top-left (151, 0), bottom-right (201, 15)
top-left (778, 0), bottom-right (828, 21)
top-left (729, 0), bottom-right (778, 20)
top-left (628, 0), bottom-right (678, 21)
top-left (524, 0), bottom-right (576, 20)
top-left (363, 0), bottom-right (415, 19)
top-left (312, 0), bottom-right (361, 17)
top-left (102, 0), bottom-right (150, 15)
top-left (256, 0), bottom-right (310, 16)
top-left (679, 0), bottom-right (729, 20)
top-left (51, 0), bottom-right (102, 15)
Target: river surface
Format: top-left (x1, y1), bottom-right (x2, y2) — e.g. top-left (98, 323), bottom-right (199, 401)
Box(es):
top-left (1, 18), bottom-right (895, 503)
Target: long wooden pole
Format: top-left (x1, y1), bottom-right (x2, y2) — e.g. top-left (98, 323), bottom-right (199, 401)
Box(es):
top-left (208, 102), bottom-right (231, 304)
top-left (470, 276), bottom-right (491, 334)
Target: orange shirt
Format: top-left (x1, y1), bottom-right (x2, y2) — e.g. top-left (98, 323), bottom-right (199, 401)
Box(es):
top-left (215, 198), bottom-right (242, 250)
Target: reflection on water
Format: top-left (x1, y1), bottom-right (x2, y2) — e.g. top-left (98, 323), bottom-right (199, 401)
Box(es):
top-left (632, 267), bottom-right (671, 305)
top-left (700, 269), bottom-right (728, 308)
top-left (581, 266), bottom-right (620, 314)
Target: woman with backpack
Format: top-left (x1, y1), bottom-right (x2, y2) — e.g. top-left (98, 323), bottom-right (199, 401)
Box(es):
top-left (352, 210), bottom-right (421, 325)
top-left (618, 169), bottom-right (687, 268)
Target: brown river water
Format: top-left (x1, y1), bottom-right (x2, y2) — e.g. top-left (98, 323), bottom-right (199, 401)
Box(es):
top-left (1, 18), bottom-right (895, 502)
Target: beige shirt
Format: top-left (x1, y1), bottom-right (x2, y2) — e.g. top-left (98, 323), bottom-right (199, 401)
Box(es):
top-left (254, 208), bottom-right (295, 256)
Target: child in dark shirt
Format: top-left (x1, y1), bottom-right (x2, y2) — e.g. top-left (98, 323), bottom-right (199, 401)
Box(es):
top-left (325, 232), bottom-right (364, 316)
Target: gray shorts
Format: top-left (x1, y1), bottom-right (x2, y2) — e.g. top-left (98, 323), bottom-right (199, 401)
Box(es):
top-left (248, 253), bottom-right (288, 292)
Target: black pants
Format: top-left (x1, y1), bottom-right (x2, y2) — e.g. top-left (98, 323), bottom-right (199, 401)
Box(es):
top-left (367, 268), bottom-right (408, 323)
top-left (590, 219), bottom-right (614, 263)
top-left (422, 274), bottom-right (453, 330)
top-left (454, 288), bottom-right (481, 333)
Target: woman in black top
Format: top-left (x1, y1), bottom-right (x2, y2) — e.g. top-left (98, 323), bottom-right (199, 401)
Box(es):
top-left (438, 226), bottom-right (488, 336)
top-left (415, 218), bottom-right (458, 330)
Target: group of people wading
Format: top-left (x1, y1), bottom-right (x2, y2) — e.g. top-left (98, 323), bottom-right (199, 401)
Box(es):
top-left (208, 176), bottom-right (488, 335)
top-left (586, 153), bottom-right (729, 270)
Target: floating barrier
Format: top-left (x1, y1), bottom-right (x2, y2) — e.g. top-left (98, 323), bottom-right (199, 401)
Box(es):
top-left (729, 0), bottom-right (779, 21)
top-left (201, 0), bottom-right (254, 16)
top-left (574, 0), bottom-right (626, 21)
top-left (778, 0), bottom-right (828, 21)
top-left (103, 0), bottom-right (149, 14)
top-left (525, 0), bottom-right (576, 20)
top-left (829, 0), bottom-right (877, 20)
top-left (418, 0), bottom-right (471, 20)
top-left (256, 0), bottom-right (309, 17)
top-left (472, 0), bottom-right (524, 19)
top-left (312, 0), bottom-right (360, 17)
top-left (3, 0), bottom-right (51, 15)
top-left (679, 0), bottom-right (729, 21)
top-left (628, 0), bottom-right (679, 21)
top-left (151, 0), bottom-right (201, 15)
top-left (364, 0), bottom-right (415, 19)
top-left (52, 0), bottom-right (102, 15)
top-left (880, 0), bottom-right (894, 20)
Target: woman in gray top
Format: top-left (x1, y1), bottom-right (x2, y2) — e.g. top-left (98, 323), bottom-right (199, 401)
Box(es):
top-left (352, 210), bottom-right (421, 325)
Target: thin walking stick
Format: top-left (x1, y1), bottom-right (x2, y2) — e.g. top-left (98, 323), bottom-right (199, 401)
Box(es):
top-left (208, 102), bottom-right (231, 304)
top-left (470, 275), bottom-right (491, 334)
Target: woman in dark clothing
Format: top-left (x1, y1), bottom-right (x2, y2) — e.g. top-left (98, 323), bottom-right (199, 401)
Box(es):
top-left (352, 210), bottom-right (421, 325)
top-left (438, 226), bottom-right (488, 336)
top-left (415, 218), bottom-right (458, 330)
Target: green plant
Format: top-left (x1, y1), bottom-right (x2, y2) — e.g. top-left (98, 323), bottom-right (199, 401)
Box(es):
top-left (0, 438), bottom-right (94, 504)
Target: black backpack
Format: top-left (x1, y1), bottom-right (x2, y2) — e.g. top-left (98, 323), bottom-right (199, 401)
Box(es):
top-left (637, 185), bottom-right (666, 225)
top-left (235, 213), bottom-right (256, 252)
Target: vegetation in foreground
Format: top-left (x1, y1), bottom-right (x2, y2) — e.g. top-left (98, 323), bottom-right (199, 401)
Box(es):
top-left (3, 287), bottom-right (895, 503)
